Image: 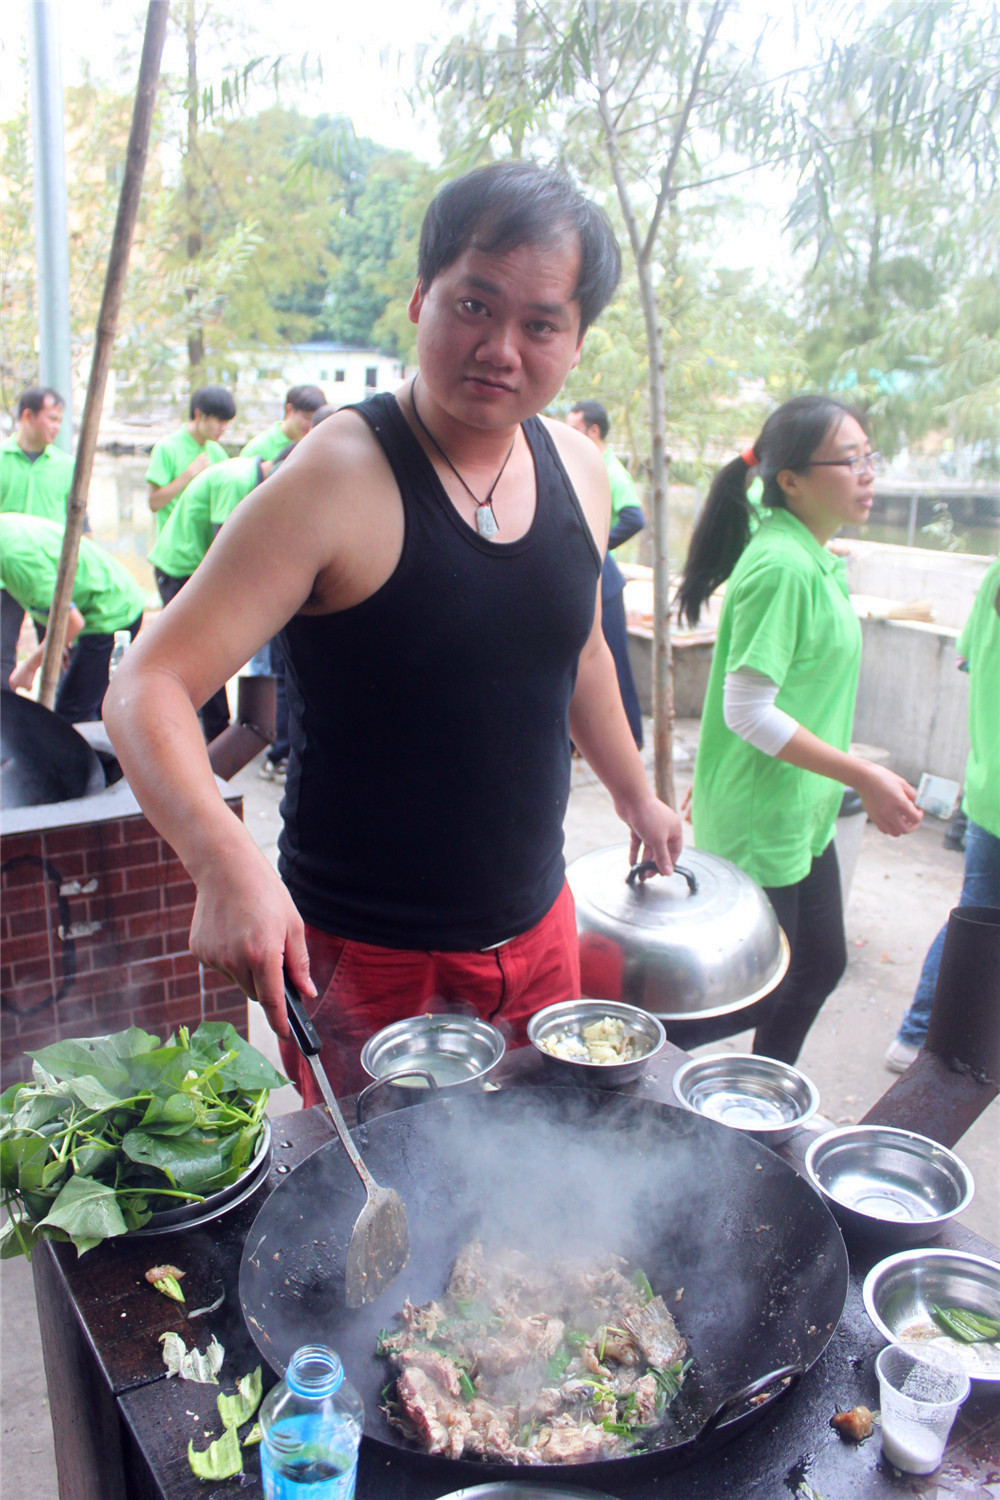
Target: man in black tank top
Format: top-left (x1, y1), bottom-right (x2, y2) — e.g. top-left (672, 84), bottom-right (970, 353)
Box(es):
top-left (104, 162), bottom-right (683, 1101)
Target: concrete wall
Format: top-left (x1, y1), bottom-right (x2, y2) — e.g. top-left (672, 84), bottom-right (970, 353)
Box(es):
top-left (845, 541), bottom-right (991, 630)
top-left (627, 614), bottom-right (970, 786)
top-left (853, 616), bottom-right (969, 785)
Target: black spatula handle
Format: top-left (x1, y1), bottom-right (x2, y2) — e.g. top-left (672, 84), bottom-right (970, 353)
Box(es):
top-left (284, 973), bottom-right (321, 1057)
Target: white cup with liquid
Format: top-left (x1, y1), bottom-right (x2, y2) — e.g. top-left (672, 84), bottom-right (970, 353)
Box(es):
top-left (876, 1340), bottom-right (971, 1475)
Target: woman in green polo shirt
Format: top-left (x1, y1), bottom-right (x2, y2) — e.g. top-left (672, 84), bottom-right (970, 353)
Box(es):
top-left (675, 395), bottom-right (923, 1064)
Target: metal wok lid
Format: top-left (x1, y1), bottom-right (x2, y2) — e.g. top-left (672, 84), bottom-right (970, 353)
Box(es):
top-left (568, 844), bottom-right (789, 1021)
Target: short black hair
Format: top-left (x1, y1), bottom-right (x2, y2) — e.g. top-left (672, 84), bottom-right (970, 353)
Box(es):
top-left (417, 162), bottom-right (621, 338)
top-left (285, 384), bottom-right (326, 414)
top-left (17, 386), bottom-right (65, 418)
top-left (189, 385), bottom-right (236, 421)
top-left (570, 400), bottom-right (609, 439)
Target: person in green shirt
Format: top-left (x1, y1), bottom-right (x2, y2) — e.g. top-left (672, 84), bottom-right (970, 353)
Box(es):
top-left (240, 385), bottom-right (326, 460)
top-left (567, 400), bottom-right (645, 746)
top-left (145, 385), bottom-right (235, 536)
top-left (1, 513), bottom-right (145, 723)
top-left (148, 452), bottom-right (286, 742)
top-left (1, 387), bottom-right (76, 684)
top-left (674, 394), bottom-right (922, 1064)
top-left (886, 554), bottom-right (1000, 1069)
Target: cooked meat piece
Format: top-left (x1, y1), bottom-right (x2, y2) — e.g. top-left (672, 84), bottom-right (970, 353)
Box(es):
top-left (599, 1325), bottom-right (642, 1364)
top-left (447, 1241), bottom-right (487, 1301)
top-left (581, 1344), bottom-right (612, 1378)
top-left (477, 1313), bottom-right (566, 1375)
top-left (396, 1347), bottom-right (464, 1399)
top-left (465, 1397), bottom-right (533, 1463)
top-left (401, 1296), bottom-right (447, 1339)
top-left (395, 1366), bottom-right (471, 1459)
top-left (624, 1371), bottom-right (660, 1426)
top-left (623, 1295), bottom-right (686, 1368)
top-left (536, 1418), bottom-right (610, 1464)
top-left (831, 1404), bottom-right (874, 1441)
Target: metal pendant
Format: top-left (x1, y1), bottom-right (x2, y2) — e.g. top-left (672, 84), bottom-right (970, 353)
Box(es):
top-left (476, 503), bottom-right (499, 539)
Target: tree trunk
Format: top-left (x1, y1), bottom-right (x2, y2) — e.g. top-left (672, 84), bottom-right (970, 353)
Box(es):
top-left (636, 251), bottom-right (676, 809)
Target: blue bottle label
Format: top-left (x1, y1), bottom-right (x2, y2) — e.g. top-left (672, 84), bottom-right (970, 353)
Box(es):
top-left (260, 1451), bottom-right (357, 1500)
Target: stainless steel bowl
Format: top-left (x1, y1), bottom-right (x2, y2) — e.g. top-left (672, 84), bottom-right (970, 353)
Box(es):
top-left (527, 999), bottom-right (666, 1088)
top-left (568, 845), bottom-right (790, 1021)
top-left (671, 1052), bottom-right (819, 1145)
top-left (359, 1014), bottom-right (505, 1106)
top-left (803, 1126), bottom-right (974, 1245)
top-left (863, 1248), bottom-right (1000, 1383)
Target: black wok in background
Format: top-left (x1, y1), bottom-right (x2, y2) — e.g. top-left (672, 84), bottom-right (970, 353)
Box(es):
top-left (0, 689), bottom-right (105, 808)
top-left (240, 1088), bottom-right (848, 1483)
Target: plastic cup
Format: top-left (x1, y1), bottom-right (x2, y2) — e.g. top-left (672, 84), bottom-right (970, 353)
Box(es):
top-left (876, 1340), bottom-right (971, 1474)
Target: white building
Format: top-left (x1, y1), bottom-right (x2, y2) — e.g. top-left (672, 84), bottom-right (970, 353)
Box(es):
top-left (246, 343), bottom-right (407, 412)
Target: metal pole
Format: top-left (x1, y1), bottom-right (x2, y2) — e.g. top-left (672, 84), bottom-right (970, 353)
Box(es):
top-left (37, 2), bottom-right (169, 711)
top-left (28, 0), bottom-right (73, 452)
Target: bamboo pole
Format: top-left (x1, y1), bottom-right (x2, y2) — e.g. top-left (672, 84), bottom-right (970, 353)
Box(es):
top-left (38, 2), bottom-right (169, 709)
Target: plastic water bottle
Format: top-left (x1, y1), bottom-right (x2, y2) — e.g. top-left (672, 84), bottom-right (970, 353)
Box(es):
top-left (259, 1345), bottom-right (363, 1498)
top-left (108, 630), bottom-right (131, 681)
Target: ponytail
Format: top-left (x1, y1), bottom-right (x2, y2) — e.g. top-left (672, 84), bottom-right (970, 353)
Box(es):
top-left (676, 394), bottom-right (864, 628)
top-left (676, 454), bottom-right (759, 627)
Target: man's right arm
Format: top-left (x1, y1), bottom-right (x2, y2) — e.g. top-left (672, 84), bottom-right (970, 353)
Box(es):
top-left (106, 423), bottom-right (366, 1034)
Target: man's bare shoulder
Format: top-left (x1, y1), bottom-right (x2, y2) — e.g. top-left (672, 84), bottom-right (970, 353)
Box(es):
top-left (540, 414), bottom-right (611, 535)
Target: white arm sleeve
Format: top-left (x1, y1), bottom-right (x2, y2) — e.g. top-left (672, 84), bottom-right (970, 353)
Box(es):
top-left (723, 667), bottom-right (799, 756)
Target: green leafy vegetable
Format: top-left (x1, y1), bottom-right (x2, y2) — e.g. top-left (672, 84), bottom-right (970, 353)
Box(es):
top-left (188, 1424), bottom-right (243, 1481)
top-left (0, 1024), bottom-right (285, 1258)
top-left (929, 1303), bottom-right (1000, 1342)
top-left (218, 1367), bottom-right (263, 1430)
top-left (632, 1267), bottom-right (654, 1304)
top-left (458, 1369), bottom-right (476, 1402)
top-left (242, 1423), bottom-right (262, 1447)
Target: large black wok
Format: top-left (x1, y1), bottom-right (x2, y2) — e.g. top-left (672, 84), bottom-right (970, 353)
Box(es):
top-left (240, 1088), bottom-right (848, 1483)
top-left (0, 689), bottom-right (105, 808)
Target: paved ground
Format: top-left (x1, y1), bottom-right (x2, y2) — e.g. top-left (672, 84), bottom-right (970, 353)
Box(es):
top-left (2, 720), bottom-right (997, 1497)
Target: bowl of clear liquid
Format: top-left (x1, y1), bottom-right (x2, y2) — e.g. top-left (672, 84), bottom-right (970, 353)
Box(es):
top-left (671, 1052), bottom-right (819, 1145)
top-left (358, 1013), bottom-right (506, 1114)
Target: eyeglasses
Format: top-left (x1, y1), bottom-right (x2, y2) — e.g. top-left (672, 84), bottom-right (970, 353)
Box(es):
top-left (809, 452), bottom-right (881, 475)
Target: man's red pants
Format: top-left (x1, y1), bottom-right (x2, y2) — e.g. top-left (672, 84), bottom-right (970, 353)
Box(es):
top-left (278, 881), bottom-right (581, 1105)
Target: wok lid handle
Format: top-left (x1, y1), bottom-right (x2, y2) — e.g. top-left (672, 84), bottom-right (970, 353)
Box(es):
top-left (627, 861), bottom-right (699, 894)
top-left (700, 1362), bottom-right (803, 1436)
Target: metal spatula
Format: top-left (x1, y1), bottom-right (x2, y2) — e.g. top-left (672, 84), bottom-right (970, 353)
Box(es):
top-left (283, 977), bottom-right (409, 1307)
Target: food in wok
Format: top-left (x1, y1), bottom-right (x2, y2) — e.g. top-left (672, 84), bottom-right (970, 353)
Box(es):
top-left (377, 1240), bottom-right (690, 1465)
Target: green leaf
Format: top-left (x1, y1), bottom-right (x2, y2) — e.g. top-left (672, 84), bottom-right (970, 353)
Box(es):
top-left (121, 1128), bottom-right (233, 1189)
top-left (34, 1175), bottom-right (129, 1254)
top-left (218, 1367), bottom-right (263, 1429)
top-left (139, 1093), bottom-right (199, 1133)
top-left (0, 1210), bottom-right (39, 1260)
top-left (28, 1036), bottom-right (132, 1091)
top-left (242, 1423), bottom-right (262, 1447)
top-left (187, 1023), bottom-right (287, 1093)
top-left (188, 1424), bottom-right (243, 1480)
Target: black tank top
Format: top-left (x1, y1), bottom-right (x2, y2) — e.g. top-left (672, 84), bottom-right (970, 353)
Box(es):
top-left (277, 392), bottom-right (602, 949)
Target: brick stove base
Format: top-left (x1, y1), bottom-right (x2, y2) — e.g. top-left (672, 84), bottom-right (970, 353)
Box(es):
top-left (1, 782), bottom-right (248, 1090)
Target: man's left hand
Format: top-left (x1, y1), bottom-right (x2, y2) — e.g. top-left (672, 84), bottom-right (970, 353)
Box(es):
top-left (626, 795), bottom-right (684, 875)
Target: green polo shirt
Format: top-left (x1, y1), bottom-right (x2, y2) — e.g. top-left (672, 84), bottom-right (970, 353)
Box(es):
top-left (145, 427), bottom-right (228, 534)
top-left (692, 507), bottom-right (862, 888)
top-left (0, 436), bottom-right (75, 521)
top-left (149, 455), bottom-right (261, 579)
top-left (605, 450), bottom-right (639, 524)
top-left (957, 556), bottom-right (1000, 840)
top-left (240, 422), bottom-right (289, 461)
top-left (0, 514), bottom-right (146, 635)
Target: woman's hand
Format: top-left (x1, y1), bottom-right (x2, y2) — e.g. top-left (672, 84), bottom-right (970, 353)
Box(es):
top-left (853, 763), bottom-right (923, 836)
